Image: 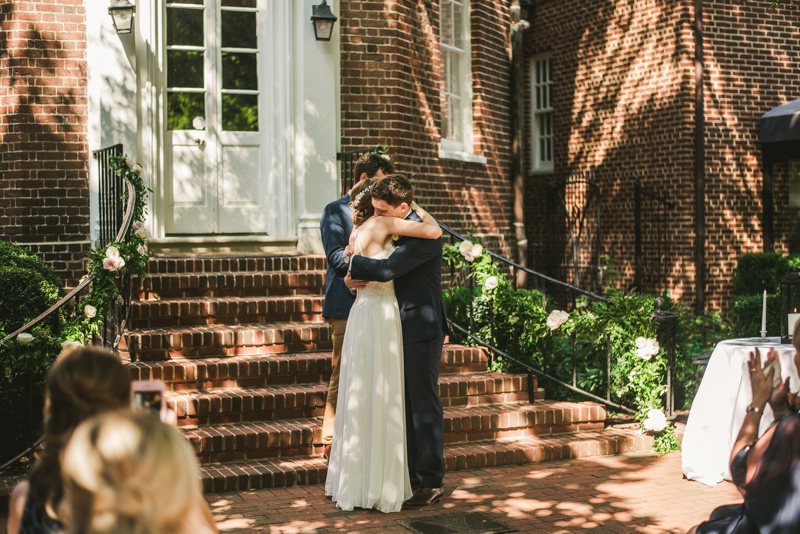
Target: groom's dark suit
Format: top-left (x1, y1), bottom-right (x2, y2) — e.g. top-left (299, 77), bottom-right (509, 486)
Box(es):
top-left (349, 211), bottom-right (448, 489)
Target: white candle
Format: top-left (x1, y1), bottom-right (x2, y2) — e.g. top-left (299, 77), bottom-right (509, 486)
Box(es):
top-left (790, 312), bottom-right (800, 336)
top-left (762, 290), bottom-right (767, 335)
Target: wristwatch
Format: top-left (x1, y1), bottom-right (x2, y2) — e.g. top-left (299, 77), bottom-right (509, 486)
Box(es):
top-left (343, 252), bottom-right (353, 264)
top-left (746, 405), bottom-right (763, 414)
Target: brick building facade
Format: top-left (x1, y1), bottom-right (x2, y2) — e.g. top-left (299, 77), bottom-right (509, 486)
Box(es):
top-left (0, 0), bottom-right (91, 287)
top-left (523, 0), bottom-right (800, 312)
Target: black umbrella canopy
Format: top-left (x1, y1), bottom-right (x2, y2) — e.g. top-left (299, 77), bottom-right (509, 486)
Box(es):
top-left (761, 98), bottom-right (800, 144)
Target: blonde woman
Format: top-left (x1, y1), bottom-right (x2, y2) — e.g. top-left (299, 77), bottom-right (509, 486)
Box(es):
top-left (61, 410), bottom-right (217, 534)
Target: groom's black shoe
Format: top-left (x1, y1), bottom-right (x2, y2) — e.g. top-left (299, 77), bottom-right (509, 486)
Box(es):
top-left (402, 486), bottom-right (446, 509)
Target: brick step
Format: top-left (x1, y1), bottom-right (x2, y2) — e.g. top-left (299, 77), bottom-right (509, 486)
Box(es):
top-left (121, 322), bottom-right (333, 360)
top-left (198, 426), bottom-right (655, 493)
top-left (184, 401), bottom-right (605, 464)
top-left (145, 255), bottom-right (326, 275)
top-left (125, 345), bottom-right (491, 389)
top-left (132, 271), bottom-right (327, 300)
top-left (131, 295), bottom-right (326, 329)
top-left (166, 372), bottom-right (535, 426)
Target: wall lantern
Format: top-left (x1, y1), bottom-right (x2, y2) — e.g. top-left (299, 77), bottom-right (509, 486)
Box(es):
top-left (108, 0), bottom-right (136, 34)
top-left (780, 268), bottom-right (800, 344)
top-left (311, 0), bottom-right (338, 42)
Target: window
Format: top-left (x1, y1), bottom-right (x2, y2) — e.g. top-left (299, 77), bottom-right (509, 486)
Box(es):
top-left (531, 54), bottom-right (553, 172)
top-left (439, 0), bottom-right (484, 163)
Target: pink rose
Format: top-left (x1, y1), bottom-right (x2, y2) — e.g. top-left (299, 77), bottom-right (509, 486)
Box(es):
top-left (132, 221), bottom-right (144, 231)
top-left (470, 244), bottom-right (483, 258)
top-left (125, 155), bottom-right (135, 167)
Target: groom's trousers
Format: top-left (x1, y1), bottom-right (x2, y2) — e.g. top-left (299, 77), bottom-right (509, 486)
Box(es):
top-left (404, 334), bottom-right (446, 488)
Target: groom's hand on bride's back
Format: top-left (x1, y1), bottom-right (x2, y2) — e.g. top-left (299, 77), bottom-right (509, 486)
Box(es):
top-left (345, 271), bottom-right (369, 290)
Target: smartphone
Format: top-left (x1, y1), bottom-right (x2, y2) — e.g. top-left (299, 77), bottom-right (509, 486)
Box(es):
top-left (131, 380), bottom-right (168, 423)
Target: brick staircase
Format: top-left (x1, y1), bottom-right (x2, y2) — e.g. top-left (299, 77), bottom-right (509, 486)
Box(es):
top-left (121, 255), bottom-right (655, 493)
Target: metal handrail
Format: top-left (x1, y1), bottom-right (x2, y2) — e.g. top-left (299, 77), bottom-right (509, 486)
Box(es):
top-left (438, 221), bottom-right (608, 303)
top-left (3, 176), bottom-right (136, 342)
top-left (0, 159), bottom-right (136, 471)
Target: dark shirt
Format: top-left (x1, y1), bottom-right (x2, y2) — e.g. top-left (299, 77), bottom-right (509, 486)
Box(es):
top-left (20, 497), bottom-right (63, 534)
top-left (320, 193), bottom-right (356, 319)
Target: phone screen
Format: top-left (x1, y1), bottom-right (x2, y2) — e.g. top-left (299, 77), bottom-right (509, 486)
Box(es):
top-left (133, 390), bottom-right (163, 412)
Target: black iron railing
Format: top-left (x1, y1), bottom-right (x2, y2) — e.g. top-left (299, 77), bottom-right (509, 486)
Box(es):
top-left (95, 144), bottom-right (125, 248)
top-left (0, 145), bottom-right (137, 469)
top-left (440, 221), bottom-right (679, 417)
top-left (337, 146), bottom-right (383, 197)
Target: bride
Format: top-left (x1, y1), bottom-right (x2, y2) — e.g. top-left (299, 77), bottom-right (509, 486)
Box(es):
top-left (324, 176), bottom-right (442, 513)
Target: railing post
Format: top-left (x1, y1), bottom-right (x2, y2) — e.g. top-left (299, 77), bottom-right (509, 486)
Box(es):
top-left (468, 271), bottom-right (474, 334)
top-left (606, 336), bottom-right (611, 402)
top-left (572, 332), bottom-right (577, 388)
top-left (527, 372), bottom-right (535, 404)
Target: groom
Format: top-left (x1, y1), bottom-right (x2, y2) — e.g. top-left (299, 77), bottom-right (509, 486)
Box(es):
top-left (345, 174), bottom-right (448, 509)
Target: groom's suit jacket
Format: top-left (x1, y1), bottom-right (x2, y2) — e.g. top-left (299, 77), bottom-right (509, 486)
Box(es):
top-left (320, 193), bottom-right (356, 319)
top-left (349, 211), bottom-right (448, 344)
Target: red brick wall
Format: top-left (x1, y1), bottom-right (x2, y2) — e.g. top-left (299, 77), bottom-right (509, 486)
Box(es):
top-left (0, 0), bottom-right (90, 288)
top-left (523, 0), bottom-right (800, 312)
top-left (339, 0), bottom-right (516, 259)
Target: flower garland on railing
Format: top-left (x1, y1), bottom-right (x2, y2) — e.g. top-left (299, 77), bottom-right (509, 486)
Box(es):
top-left (443, 233), bottom-right (680, 454)
top-left (2, 155), bottom-right (151, 361)
top-left (61, 154), bottom-right (151, 350)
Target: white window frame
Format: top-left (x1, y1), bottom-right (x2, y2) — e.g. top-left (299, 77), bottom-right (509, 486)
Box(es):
top-left (438, 0), bottom-right (485, 164)
top-left (531, 53), bottom-right (553, 172)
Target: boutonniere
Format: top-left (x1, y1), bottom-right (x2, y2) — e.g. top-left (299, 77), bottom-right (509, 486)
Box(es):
top-left (392, 234), bottom-right (400, 244)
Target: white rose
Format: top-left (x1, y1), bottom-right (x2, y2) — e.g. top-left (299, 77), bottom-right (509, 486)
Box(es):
top-left (84, 304), bottom-right (97, 318)
top-left (459, 240), bottom-right (473, 255)
top-left (134, 227), bottom-right (146, 239)
top-left (635, 337), bottom-right (647, 349)
top-left (381, 154), bottom-right (391, 161)
top-left (132, 221), bottom-right (144, 231)
top-left (106, 246), bottom-right (120, 259)
top-left (125, 155), bottom-right (135, 167)
top-left (103, 258), bottom-right (122, 273)
top-left (17, 333), bottom-right (34, 345)
top-left (470, 244), bottom-right (483, 258)
top-left (546, 310), bottom-right (570, 331)
top-left (132, 164), bottom-right (143, 176)
top-left (114, 256), bottom-right (126, 270)
top-left (137, 244), bottom-right (146, 255)
top-left (59, 340), bottom-right (83, 357)
top-left (484, 276), bottom-right (499, 290)
top-left (647, 338), bottom-right (660, 357)
top-left (636, 347), bottom-right (653, 361)
top-left (642, 409), bottom-right (668, 433)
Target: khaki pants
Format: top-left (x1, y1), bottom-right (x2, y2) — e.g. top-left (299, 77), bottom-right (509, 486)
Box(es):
top-left (322, 317), bottom-right (347, 444)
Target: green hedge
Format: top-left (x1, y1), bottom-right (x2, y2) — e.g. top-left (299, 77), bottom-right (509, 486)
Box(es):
top-left (733, 252), bottom-right (800, 297)
top-left (0, 242), bottom-right (65, 463)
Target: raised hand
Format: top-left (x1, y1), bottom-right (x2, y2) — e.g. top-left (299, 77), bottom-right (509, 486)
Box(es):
top-left (748, 348), bottom-right (775, 411)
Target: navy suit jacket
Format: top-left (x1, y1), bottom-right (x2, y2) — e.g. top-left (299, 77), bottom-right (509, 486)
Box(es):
top-left (350, 211), bottom-right (448, 345)
top-left (320, 193), bottom-right (356, 319)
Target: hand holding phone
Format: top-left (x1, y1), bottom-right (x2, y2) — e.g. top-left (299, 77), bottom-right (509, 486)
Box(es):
top-left (131, 380), bottom-right (169, 423)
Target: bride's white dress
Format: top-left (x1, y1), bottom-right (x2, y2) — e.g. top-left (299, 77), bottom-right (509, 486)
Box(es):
top-left (324, 233), bottom-right (412, 513)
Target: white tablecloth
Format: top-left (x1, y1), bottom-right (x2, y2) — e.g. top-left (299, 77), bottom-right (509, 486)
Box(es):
top-left (682, 337), bottom-right (798, 486)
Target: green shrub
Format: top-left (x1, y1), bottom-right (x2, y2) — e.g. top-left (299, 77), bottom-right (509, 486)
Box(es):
top-left (733, 252), bottom-right (797, 297)
top-left (729, 293), bottom-right (782, 339)
top-left (0, 242), bottom-right (65, 463)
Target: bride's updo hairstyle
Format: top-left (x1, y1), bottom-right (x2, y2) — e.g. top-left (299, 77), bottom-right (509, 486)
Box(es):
top-left (61, 410), bottom-right (204, 534)
top-left (351, 177), bottom-right (381, 227)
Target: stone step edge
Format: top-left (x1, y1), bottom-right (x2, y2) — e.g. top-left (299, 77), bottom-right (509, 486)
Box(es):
top-left (198, 427), bottom-right (657, 493)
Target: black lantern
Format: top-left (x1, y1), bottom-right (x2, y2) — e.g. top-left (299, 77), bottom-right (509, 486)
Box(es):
top-left (780, 268), bottom-right (800, 344)
top-left (311, 0), bottom-right (338, 42)
top-left (108, 0), bottom-right (136, 34)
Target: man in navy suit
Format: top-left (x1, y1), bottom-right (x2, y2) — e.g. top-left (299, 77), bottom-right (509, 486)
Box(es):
top-left (345, 175), bottom-right (448, 509)
top-left (319, 153), bottom-right (394, 459)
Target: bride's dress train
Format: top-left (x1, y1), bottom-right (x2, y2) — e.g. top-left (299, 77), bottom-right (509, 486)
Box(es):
top-left (324, 238), bottom-right (412, 513)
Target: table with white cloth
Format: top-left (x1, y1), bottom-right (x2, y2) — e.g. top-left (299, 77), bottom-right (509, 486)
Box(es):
top-left (682, 337), bottom-right (798, 486)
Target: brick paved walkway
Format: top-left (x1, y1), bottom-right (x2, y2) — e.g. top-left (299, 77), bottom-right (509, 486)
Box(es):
top-left (203, 452), bottom-right (742, 533)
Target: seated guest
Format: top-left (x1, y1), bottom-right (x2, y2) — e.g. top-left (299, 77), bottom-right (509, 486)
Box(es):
top-left (60, 410), bottom-right (217, 534)
top-left (7, 347), bottom-right (132, 534)
top-left (688, 329), bottom-right (800, 534)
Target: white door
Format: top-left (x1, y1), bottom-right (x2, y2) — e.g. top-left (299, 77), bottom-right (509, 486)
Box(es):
top-left (164, 0), bottom-right (272, 235)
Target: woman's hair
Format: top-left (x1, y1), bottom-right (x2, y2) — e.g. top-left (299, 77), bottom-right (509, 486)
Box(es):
top-left (794, 318), bottom-right (800, 350)
top-left (27, 347), bottom-right (132, 517)
top-left (61, 410), bottom-right (202, 534)
top-left (351, 177), bottom-right (381, 227)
